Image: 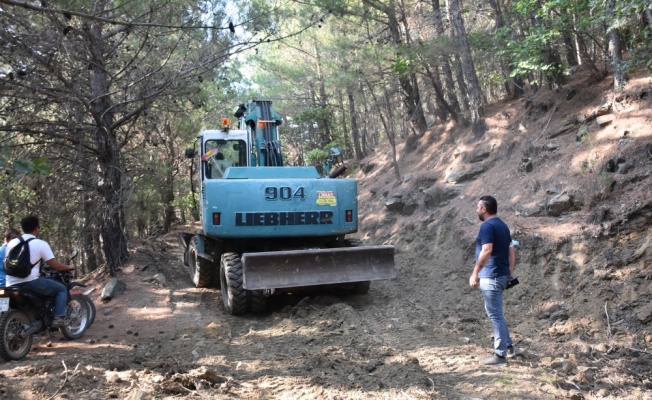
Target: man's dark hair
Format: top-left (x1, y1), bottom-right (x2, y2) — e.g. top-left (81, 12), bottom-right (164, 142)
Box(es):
top-left (4, 228), bottom-right (19, 242)
top-left (20, 215), bottom-right (40, 234)
top-left (479, 196), bottom-right (498, 215)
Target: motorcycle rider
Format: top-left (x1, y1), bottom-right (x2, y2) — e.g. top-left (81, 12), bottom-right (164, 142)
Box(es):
top-left (5, 215), bottom-right (74, 327)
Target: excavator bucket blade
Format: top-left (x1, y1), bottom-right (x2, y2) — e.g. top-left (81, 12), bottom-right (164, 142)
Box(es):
top-left (241, 246), bottom-right (396, 290)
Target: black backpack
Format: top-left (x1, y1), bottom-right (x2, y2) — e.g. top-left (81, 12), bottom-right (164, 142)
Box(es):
top-left (4, 237), bottom-right (37, 278)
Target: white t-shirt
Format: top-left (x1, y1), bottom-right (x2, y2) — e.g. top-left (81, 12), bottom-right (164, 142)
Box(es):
top-left (5, 234), bottom-right (55, 285)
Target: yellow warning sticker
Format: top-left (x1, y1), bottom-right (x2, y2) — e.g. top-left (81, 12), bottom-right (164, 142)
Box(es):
top-left (316, 191), bottom-right (337, 206)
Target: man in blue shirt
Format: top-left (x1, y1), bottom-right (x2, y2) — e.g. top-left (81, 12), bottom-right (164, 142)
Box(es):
top-left (469, 196), bottom-right (516, 366)
top-left (0, 228), bottom-right (20, 287)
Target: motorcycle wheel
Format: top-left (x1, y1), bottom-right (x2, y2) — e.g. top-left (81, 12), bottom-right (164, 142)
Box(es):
top-left (60, 295), bottom-right (91, 340)
top-left (82, 295), bottom-right (96, 327)
top-left (0, 309), bottom-right (33, 361)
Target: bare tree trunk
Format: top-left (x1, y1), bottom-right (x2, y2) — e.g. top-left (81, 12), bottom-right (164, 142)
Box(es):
top-left (563, 33), bottom-right (579, 66)
top-left (606, 0), bottom-right (624, 91)
top-left (452, 54), bottom-right (470, 110)
top-left (81, 198), bottom-right (99, 273)
top-left (346, 86), bottom-right (365, 160)
top-left (364, 0), bottom-right (428, 137)
top-left (365, 78), bottom-right (401, 181)
top-left (431, 0), bottom-right (461, 112)
top-left (87, 23), bottom-right (129, 275)
top-left (447, 0), bottom-right (486, 136)
top-left (424, 64), bottom-right (459, 122)
top-left (360, 84), bottom-right (370, 150)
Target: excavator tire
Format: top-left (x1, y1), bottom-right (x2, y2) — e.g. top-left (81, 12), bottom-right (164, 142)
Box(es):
top-left (188, 237), bottom-right (214, 288)
top-left (220, 252), bottom-right (247, 315)
top-left (248, 288), bottom-right (267, 314)
top-left (344, 238), bottom-right (371, 295)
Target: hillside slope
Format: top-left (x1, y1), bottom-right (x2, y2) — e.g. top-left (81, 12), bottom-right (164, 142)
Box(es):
top-left (0, 68), bottom-right (649, 400)
top-left (354, 67), bottom-right (652, 396)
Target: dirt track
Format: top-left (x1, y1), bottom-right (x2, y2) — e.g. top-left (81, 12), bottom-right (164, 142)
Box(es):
top-left (0, 225), bottom-right (649, 400)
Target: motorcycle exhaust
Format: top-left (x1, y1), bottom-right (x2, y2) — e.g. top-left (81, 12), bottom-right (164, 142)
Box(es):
top-left (23, 321), bottom-right (43, 337)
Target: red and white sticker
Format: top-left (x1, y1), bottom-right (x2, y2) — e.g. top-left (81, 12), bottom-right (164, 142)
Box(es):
top-left (316, 191), bottom-right (337, 206)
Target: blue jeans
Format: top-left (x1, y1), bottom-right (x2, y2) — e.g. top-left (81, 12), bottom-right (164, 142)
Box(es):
top-left (479, 275), bottom-right (512, 357)
top-left (16, 277), bottom-right (68, 317)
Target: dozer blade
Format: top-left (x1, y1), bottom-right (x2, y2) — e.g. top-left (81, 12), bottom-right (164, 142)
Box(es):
top-left (241, 246), bottom-right (396, 290)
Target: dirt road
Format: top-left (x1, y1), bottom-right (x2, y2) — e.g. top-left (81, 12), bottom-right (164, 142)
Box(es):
top-left (1, 227), bottom-right (649, 400)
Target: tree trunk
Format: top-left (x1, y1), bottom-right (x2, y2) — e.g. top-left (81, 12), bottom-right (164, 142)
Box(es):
top-left (365, 78), bottom-right (401, 181)
top-left (82, 198), bottom-right (99, 273)
top-left (431, 0), bottom-right (461, 112)
top-left (452, 54), bottom-right (470, 110)
top-left (563, 33), bottom-right (579, 66)
top-left (347, 86), bottom-right (365, 160)
top-left (606, 0), bottom-right (624, 91)
top-left (447, 0), bottom-right (486, 136)
top-left (360, 84), bottom-right (370, 150)
top-left (424, 64), bottom-right (459, 122)
top-left (364, 0), bottom-right (428, 135)
top-left (87, 23), bottom-right (129, 275)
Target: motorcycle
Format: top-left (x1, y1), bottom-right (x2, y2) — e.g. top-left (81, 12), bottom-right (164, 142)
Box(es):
top-left (0, 250), bottom-right (93, 361)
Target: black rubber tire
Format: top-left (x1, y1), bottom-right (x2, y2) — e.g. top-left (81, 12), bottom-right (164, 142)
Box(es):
top-left (82, 295), bottom-right (96, 327)
top-left (60, 295), bottom-right (91, 340)
top-left (248, 289), bottom-right (267, 314)
top-left (0, 309), bottom-right (33, 361)
top-left (344, 238), bottom-right (371, 294)
top-left (188, 237), bottom-right (214, 288)
top-left (220, 252), bottom-right (247, 315)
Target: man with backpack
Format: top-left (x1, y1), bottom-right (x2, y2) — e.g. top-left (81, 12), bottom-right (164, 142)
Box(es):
top-left (5, 215), bottom-right (74, 327)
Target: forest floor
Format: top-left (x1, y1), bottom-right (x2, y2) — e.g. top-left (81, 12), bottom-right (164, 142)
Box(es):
top-left (0, 67), bottom-right (651, 400)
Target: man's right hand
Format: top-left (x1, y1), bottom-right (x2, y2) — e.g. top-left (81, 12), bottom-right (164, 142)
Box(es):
top-left (469, 272), bottom-right (479, 289)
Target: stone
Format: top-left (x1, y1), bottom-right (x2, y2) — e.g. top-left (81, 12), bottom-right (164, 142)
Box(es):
top-left (384, 195), bottom-right (404, 212)
top-left (547, 193), bottom-right (575, 217)
top-left (469, 149), bottom-right (491, 163)
top-left (595, 103), bottom-right (612, 117)
top-left (596, 114), bottom-right (615, 126)
top-left (401, 201), bottom-right (418, 216)
top-left (362, 163), bottom-right (375, 174)
top-left (634, 303), bottom-right (652, 323)
top-left (445, 166), bottom-right (485, 184)
top-left (548, 122), bottom-right (577, 139)
top-left (616, 162), bottom-right (634, 174)
top-left (424, 187), bottom-right (459, 208)
top-left (152, 273), bottom-right (167, 286)
top-left (101, 278), bottom-right (126, 301)
top-left (519, 158), bottom-right (533, 173)
top-left (545, 143), bottom-right (560, 152)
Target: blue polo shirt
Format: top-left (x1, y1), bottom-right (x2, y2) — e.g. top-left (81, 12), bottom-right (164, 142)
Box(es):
top-left (475, 217), bottom-right (512, 278)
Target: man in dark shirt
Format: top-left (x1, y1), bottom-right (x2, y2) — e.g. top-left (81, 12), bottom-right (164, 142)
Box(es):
top-left (469, 196), bottom-right (515, 366)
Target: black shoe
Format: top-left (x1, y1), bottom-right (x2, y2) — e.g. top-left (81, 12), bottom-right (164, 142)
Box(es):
top-left (480, 354), bottom-right (507, 366)
top-left (51, 319), bottom-right (66, 328)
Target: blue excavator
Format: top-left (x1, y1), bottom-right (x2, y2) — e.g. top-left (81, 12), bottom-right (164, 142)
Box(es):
top-left (180, 99), bottom-right (396, 315)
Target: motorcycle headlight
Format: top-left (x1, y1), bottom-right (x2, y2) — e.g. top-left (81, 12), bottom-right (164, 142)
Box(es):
top-left (0, 290), bottom-right (4, 296)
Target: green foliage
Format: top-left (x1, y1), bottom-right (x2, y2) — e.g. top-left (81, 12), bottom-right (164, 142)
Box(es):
top-left (292, 106), bottom-right (333, 127)
top-left (0, 145), bottom-right (52, 180)
top-left (305, 148), bottom-right (329, 166)
top-left (392, 54), bottom-right (415, 77)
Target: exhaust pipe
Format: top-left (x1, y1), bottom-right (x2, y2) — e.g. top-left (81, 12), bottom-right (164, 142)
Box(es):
top-left (328, 165), bottom-right (347, 179)
top-left (23, 321), bottom-right (42, 337)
